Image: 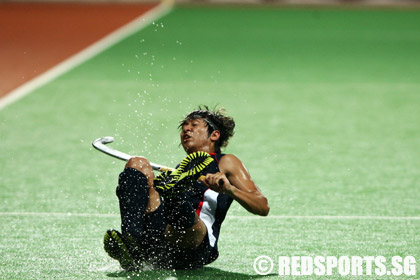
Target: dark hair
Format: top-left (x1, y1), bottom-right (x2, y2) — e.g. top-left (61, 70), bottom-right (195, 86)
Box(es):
top-left (179, 105), bottom-right (235, 153)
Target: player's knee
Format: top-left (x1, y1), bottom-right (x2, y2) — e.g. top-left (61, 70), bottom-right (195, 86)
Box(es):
top-left (126, 156), bottom-right (153, 175)
top-left (117, 165), bottom-right (150, 199)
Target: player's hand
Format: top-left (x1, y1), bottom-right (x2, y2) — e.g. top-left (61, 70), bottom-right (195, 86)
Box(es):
top-left (200, 172), bottom-right (234, 196)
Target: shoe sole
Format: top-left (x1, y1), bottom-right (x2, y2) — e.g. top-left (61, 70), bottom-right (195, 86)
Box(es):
top-left (155, 152), bottom-right (214, 196)
top-left (175, 151), bottom-right (214, 181)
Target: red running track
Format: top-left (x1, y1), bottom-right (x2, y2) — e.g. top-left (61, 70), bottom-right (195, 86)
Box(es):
top-left (0, 2), bottom-right (158, 98)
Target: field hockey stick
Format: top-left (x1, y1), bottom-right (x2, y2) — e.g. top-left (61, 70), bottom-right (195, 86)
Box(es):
top-left (92, 136), bottom-right (224, 186)
top-left (92, 136), bottom-right (174, 172)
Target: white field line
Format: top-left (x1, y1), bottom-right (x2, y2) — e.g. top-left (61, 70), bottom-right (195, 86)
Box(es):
top-left (0, 0), bottom-right (173, 111)
top-left (0, 211), bottom-right (419, 221)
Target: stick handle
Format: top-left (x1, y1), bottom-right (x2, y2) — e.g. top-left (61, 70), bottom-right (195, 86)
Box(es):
top-left (92, 137), bottom-right (218, 183)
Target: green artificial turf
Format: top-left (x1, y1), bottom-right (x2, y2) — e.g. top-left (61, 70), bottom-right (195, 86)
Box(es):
top-left (1, 5), bottom-right (419, 279)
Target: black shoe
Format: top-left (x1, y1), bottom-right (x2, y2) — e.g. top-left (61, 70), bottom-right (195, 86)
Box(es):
top-left (154, 151), bottom-right (214, 197)
top-left (103, 229), bottom-right (140, 271)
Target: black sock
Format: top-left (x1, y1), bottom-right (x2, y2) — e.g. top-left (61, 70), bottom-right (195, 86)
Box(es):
top-left (163, 193), bottom-right (196, 231)
top-left (116, 168), bottom-right (149, 240)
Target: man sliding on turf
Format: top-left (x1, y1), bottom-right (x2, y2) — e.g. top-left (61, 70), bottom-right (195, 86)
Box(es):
top-left (104, 105), bottom-right (270, 270)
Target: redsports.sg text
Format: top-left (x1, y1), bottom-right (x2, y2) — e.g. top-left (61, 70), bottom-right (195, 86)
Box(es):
top-left (254, 255), bottom-right (417, 276)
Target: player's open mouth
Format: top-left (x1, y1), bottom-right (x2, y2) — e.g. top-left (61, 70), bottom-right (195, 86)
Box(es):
top-left (183, 135), bottom-right (192, 142)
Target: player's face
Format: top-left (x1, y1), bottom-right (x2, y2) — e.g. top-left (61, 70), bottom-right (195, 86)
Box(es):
top-left (180, 118), bottom-right (212, 154)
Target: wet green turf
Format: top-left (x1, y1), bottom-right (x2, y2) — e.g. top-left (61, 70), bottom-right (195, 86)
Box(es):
top-left (1, 5), bottom-right (419, 279)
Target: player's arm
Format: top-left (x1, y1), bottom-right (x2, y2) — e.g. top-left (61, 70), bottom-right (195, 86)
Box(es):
top-left (201, 154), bottom-right (270, 216)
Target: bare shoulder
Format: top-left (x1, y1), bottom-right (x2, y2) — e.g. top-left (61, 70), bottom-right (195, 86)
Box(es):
top-left (219, 154), bottom-right (240, 164)
top-left (219, 154), bottom-right (248, 176)
top-left (219, 154), bottom-right (241, 166)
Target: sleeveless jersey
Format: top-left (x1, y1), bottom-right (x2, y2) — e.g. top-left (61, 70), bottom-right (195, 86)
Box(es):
top-left (184, 153), bottom-right (233, 262)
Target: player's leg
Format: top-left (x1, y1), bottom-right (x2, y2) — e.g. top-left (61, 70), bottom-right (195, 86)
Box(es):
top-left (117, 156), bottom-right (160, 240)
top-left (152, 152), bottom-right (213, 250)
top-left (124, 156), bottom-right (161, 214)
top-left (165, 213), bottom-right (207, 249)
top-left (107, 156), bottom-right (162, 266)
top-left (162, 192), bottom-right (207, 249)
